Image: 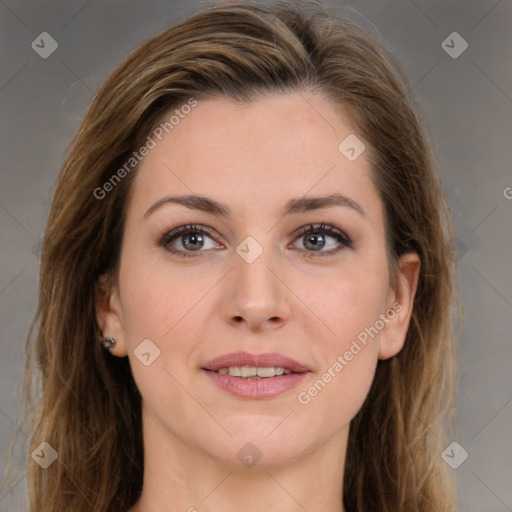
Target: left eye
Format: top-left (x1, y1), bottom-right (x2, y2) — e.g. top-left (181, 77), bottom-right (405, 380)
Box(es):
top-left (158, 222), bottom-right (352, 258)
top-left (290, 223), bottom-right (352, 255)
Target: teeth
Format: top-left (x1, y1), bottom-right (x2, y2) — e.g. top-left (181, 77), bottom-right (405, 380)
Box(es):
top-left (254, 367), bottom-right (274, 378)
top-left (241, 366), bottom-right (257, 378)
top-left (216, 366), bottom-right (293, 378)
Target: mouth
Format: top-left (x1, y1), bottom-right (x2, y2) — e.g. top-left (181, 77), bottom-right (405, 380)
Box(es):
top-left (202, 351), bottom-right (310, 399)
top-left (213, 366), bottom-right (293, 379)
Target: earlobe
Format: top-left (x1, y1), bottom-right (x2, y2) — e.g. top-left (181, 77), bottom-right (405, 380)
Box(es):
top-left (94, 273), bottom-right (128, 357)
top-left (378, 252), bottom-right (421, 360)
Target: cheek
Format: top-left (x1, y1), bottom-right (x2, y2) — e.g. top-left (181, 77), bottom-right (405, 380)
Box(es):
top-left (117, 251), bottom-right (218, 394)
top-left (118, 248), bottom-right (212, 341)
top-left (117, 258), bottom-right (209, 427)
top-left (295, 346), bottom-right (378, 448)
top-left (292, 255), bottom-right (388, 416)
top-left (293, 278), bottom-right (385, 437)
top-left (295, 253), bottom-right (390, 347)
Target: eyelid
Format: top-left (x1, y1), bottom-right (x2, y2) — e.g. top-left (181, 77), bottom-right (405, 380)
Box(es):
top-left (290, 222), bottom-right (353, 255)
top-left (157, 223), bottom-right (222, 254)
top-left (293, 222), bottom-right (351, 244)
top-left (157, 222), bottom-right (352, 257)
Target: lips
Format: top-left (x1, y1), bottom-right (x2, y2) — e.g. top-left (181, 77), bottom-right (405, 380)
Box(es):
top-left (202, 351), bottom-right (311, 399)
top-left (202, 351), bottom-right (311, 373)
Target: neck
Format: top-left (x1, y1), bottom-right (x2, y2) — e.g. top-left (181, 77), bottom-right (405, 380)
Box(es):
top-left (128, 409), bottom-right (348, 512)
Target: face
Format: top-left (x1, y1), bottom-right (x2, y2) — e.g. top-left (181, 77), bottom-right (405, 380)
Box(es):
top-left (97, 92), bottom-right (419, 470)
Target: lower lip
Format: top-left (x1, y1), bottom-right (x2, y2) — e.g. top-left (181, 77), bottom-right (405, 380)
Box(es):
top-left (203, 370), bottom-right (309, 399)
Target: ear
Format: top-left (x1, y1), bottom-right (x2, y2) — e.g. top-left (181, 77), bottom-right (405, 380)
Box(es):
top-left (378, 252), bottom-right (421, 360)
top-left (95, 273), bottom-right (128, 357)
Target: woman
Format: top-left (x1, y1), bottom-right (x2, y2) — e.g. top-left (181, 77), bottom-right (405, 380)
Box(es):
top-left (13, 1), bottom-right (458, 510)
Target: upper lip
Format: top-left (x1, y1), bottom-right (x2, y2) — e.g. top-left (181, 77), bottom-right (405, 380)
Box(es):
top-left (202, 351), bottom-right (310, 373)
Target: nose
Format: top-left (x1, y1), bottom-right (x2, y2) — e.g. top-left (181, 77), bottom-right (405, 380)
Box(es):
top-left (220, 240), bottom-right (292, 332)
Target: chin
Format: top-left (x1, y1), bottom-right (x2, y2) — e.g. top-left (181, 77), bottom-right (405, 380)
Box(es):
top-left (202, 417), bottom-right (316, 469)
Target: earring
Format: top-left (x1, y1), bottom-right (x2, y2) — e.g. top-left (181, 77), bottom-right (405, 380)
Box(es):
top-left (100, 336), bottom-right (116, 351)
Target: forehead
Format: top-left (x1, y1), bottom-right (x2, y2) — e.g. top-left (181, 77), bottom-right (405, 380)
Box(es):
top-left (128, 92), bottom-right (382, 222)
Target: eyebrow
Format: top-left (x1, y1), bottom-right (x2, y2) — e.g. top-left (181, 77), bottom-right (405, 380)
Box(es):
top-left (144, 192), bottom-right (365, 219)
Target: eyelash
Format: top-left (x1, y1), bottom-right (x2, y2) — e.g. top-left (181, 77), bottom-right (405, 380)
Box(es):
top-left (157, 222), bottom-right (353, 259)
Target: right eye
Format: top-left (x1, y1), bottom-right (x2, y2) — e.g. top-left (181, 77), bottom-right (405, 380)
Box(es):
top-left (158, 224), bottom-right (223, 257)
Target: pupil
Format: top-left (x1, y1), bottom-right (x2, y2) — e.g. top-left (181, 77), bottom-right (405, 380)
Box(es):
top-left (184, 233), bottom-right (203, 250)
top-left (305, 233), bottom-right (324, 250)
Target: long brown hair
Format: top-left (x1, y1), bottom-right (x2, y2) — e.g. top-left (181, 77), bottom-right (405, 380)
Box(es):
top-left (3, 1), bottom-right (458, 510)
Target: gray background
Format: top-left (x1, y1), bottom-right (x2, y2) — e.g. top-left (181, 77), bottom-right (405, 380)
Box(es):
top-left (0, 1), bottom-right (511, 511)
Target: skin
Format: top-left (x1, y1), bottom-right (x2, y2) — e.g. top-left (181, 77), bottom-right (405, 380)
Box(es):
top-left (96, 92), bottom-right (420, 512)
